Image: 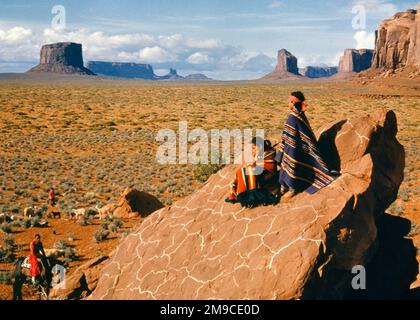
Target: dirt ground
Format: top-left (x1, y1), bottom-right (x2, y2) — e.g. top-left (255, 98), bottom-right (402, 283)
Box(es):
top-left (0, 73), bottom-right (419, 300)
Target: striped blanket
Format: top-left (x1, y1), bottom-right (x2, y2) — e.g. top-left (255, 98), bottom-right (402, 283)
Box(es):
top-left (275, 110), bottom-right (336, 194)
top-left (226, 148), bottom-right (278, 207)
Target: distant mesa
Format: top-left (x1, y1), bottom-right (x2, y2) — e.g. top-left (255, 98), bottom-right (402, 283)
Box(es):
top-left (26, 42), bottom-right (213, 80)
top-left (155, 68), bottom-right (213, 81)
top-left (86, 63), bottom-right (213, 81)
top-left (184, 73), bottom-right (213, 81)
top-left (87, 61), bottom-right (157, 79)
top-left (27, 42), bottom-right (95, 75)
top-left (158, 68), bottom-right (185, 81)
top-left (373, 7), bottom-right (420, 71)
top-left (300, 66), bottom-right (338, 78)
top-left (338, 49), bottom-right (374, 73)
top-left (260, 49), bottom-right (304, 80)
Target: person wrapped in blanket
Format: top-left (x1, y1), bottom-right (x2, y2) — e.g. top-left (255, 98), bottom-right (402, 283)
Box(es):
top-left (225, 137), bottom-right (279, 207)
top-left (275, 91), bottom-right (339, 198)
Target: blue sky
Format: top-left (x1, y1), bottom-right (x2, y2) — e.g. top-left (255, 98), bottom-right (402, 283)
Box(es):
top-left (0, 0), bottom-right (418, 79)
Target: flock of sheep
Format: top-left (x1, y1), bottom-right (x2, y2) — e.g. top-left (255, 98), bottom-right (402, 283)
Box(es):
top-left (0, 204), bottom-right (115, 226)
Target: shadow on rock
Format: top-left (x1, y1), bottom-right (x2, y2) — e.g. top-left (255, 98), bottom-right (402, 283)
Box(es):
top-left (318, 120), bottom-right (347, 172)
top-left (344, 213), bottom-right (419, 299)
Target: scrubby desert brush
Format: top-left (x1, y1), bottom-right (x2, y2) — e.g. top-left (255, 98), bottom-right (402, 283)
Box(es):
top-left (0, 237), bottom-right (16, 263)
top-left (10, 207), bottom-right (20, 214)
top-left (20, 218), bottom-right (32, 229)
top-left (53, 240), bottom-right (69, 251)
top-left (108, 223), bottom-right (119, 233)
top-left (0, 271), bottom-right (13, 285)
top-left (193, 163), bottom-right (224, 183)
top-left (94, 227), bottom-right (110, 243)
top-left (388, 202), bottom-right (405, 216)
top-left (52, 240), bottom-right (77, 264)
top-left (84, 208), bottom-right (98, 218)
top-left (408, 222), bottom-right (420, 238)
top-left (30, 216), bottom-right (40, 228)
top-left (0, 222), bottom-right (12, 234)
top-left (111, 217), bottom-right (123, 229)
top-left (398, 188), bottom-right (410, 202)
top-left (10, 218), bottom-right (23, 228)
top-left (77, 215), bottom-right (91, 226)
top-left (63, 247), bottom-right (78, 263)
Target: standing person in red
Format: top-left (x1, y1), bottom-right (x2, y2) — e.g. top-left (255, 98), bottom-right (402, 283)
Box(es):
top-left (29, 234), bottom-right (47, 285)
top-left (49, 187), bottom-right (55, 206)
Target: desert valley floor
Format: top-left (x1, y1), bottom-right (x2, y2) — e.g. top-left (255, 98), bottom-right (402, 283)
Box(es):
top-left (0, 73), bottom-right (419, 299)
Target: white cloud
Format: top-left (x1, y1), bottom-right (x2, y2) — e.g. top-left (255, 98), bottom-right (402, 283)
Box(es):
top-left (354, 30), bottom-right (375, 49)
top-left (299, 52), bottom-right (343, 67)
top-left (186, 38), bottom-right (222, 49)
top-left (332, 51), bottom-right (344, 66)
top-left (186, 52), bottom-right (211, 64)
top-left (43, 28), bottom-right (155, 53)
top-left (0, 26), bottom-right (32, 42)
top-left (157, 34), bottom-right (184, 50)
top-left (0, 26), bottom-right (278, 79)
top-left (242, 53), bottom-right (276, 72)
top-left (139, 46), bottom-right (174, 63)
top-left (0, 26), bottom-right (38, 62)
top-left (269, 1), bottom-right (285, 9)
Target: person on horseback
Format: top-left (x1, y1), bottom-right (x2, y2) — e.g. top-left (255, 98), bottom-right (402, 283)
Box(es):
top-left (29, 234), bottom-right (48, 285)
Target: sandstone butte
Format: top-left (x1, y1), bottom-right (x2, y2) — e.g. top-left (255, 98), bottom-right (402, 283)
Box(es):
top-left (27, 42), bottom-right (95, 75)
top-left (373, 6), bottom-right (420, 70)
top-left (260, 49), bottom-right (303, 80)
top-left (89, 109), bottom-right (404, 300)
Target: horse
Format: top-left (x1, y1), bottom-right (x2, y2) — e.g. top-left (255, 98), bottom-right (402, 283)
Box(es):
top-left (12, 256), bottom-right (63, 300)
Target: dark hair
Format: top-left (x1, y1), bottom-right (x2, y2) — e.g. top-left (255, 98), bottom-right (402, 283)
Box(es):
top-left (251, 137), bottom-right (272, 151)
top-left (291, 91), bottom-right (305, 112)
top-left (35, 234), bottom-right (41, 239)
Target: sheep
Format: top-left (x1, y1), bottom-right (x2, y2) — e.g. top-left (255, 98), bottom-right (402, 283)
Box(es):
top-left (94, 205), bottom-right (114, 220)
top-left (72, 208), bottom-right (86, 220)
top-left (34, 206), bottom-right (43, 216)
top-left (44, 248), bottom-right (65, 260)
top-left (23, 207), bottom-right (35, 219)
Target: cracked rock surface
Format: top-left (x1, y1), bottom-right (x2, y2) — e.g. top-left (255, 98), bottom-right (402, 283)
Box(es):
top-left (89, 109), bottom-right (404, 300)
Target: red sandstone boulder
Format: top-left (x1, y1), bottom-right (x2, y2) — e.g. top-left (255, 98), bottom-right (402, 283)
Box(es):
top-left (112, 187), bottom-right (164, 219)
top-left (89, 110), bottom-right (404, 300)
top-left (49, 255), bottom-right (109, 300)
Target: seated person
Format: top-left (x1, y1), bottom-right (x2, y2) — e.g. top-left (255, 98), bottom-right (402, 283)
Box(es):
top-left (276, 91), bottom-right (338, 197)
top-left (225, 137), bottom-right (279, 207)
